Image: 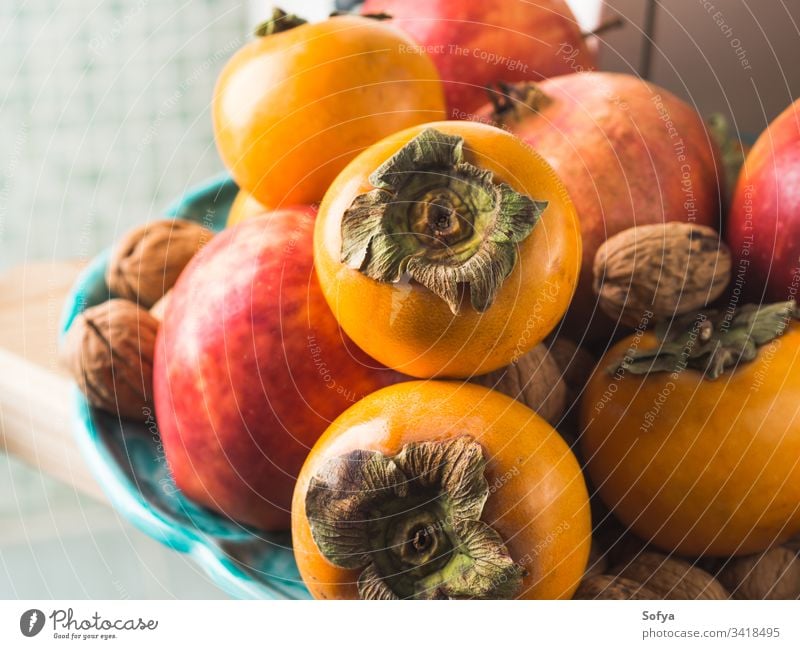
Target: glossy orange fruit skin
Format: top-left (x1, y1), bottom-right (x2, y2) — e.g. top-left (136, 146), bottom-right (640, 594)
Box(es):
top-left (213, 15), bottom-right (446, 210)
top-left (226, 190), bottom-right (269, 227)
top-left (580, 325), bottom-right (800, 557)
top-left (314, 120), bottom-right (582, 378)
top-left (292, 381), bottom-right (591, 600)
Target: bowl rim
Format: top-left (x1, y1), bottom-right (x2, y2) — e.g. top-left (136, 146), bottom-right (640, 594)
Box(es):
top-left (58, 173), bottom-right (310, 600)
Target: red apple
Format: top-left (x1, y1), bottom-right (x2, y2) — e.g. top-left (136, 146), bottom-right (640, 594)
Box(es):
top-left (361, 0), bottom-right (594, 116)
top-left (473, 73), bottom-right (723, 343)
top-left (727, 99), bottom-right (800, 303)
top-left (153, 209), bottom-right (403, 531)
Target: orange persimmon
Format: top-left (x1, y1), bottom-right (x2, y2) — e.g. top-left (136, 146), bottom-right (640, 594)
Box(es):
top-left (292, 380), bottom-right (591, 600)
top-left (580, 302), bottom-right (800, 557)
top-left (226, 190), bottom-right (269, 227)
top-left (314, 121), bottom-right (582, 378)
top-left (213, 12), bottom-right (446, 210)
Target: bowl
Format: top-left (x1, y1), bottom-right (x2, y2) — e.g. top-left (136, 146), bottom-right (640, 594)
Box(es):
top-left (59, 174), bottom-right (311, 600)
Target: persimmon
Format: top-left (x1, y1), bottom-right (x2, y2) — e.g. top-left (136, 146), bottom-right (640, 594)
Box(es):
top-left (213, 11), bottom-right (446, 210)
top-left (292, 381), bottom-right (591, 599)
top-left (226, 190), bottom-right (269, 227)
top-left (314, 121), bottom-right (581, 378)
top-left (580, 302), bottom-right (800, 557)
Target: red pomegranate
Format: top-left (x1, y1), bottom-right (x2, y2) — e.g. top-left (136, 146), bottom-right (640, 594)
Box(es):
top-left (473, 73), bottom-right (723, 343)
top-left (727, 99), bottom-right (800, 304)
top-left (361, 0), bottom-right (594, 116)
top-left (153, 209), bottom-right (403, 530)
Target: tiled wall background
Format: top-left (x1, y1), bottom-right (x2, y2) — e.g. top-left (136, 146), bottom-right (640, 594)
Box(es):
top-left (0, 0), bottom-right (247, 273)
top-left (0, 0), bottom-right (254, 599)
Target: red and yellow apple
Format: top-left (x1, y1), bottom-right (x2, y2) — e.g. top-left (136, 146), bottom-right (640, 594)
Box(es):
top-left (153, 208), bottom-right (403, 531)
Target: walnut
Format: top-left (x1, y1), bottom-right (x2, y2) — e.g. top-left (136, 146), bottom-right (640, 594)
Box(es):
top-left (547, 336), bottom-right (596, 402)
top-left (472, 343), bottom-right (566, 426)
top-left (717, 547), bottom-right (800, 599)
top-left (106, 219), bottom-right (213, 308)
top-left (584, 538), bottom-right (609, 579)
top-left (593, 222), bottom-right (732, 327)
top-left (575, 575), bottom-right (661, 600)
top-left (60, 299), bottom-right (159, 421)
top-left (545, 335), bottom-right (596, 444)
top-left (614, 551), bottom-right (729, 600)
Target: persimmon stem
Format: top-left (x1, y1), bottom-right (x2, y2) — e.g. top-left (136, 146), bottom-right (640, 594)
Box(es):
top-left (254, 8), bottom-right (307, 37)
top-left (339, 128), bottom-right (547, 314)
top-left (608, 301), bottom-right (800, 380)
top-left (304, 437), bottom-right (523, 600)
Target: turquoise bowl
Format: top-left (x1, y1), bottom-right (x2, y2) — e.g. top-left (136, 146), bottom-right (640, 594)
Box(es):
top-left (59, 174), bottom-right (311, 600)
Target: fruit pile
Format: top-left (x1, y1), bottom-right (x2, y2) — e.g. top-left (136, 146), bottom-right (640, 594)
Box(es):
top-left (61, 6), bottom-right (800, 599)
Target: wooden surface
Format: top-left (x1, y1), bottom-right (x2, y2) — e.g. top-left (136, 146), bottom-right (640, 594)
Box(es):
top-left (0, 261), bottom-right (106, 502)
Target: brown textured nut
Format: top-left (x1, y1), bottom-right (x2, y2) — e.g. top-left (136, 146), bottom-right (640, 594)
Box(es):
top-left (472, 343), bottom-right (567, 426)
top-left (584, 538), bottom-right (609, 579)
top-left (593, 222), bottom-right (732, 327)
top-left (106, 219), bottom-right (213, 308)
top-left (615, 551), bottom-right (729, 600)
top-left (547, 336), bottom-right (596, 402)
top-left (718, 548), bottom-right (800, 600)
top-left (590, 498), bottom-right (648, 568)
top-left (60, 299), bottom-right (159, 421)
top-left (575, 575), bottom-right (661, 600)
top-left (545, 335), bottom-right (596, 444)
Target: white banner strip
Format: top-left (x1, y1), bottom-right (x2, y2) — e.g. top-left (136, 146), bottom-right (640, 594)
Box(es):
top-left (1, 600), bottom-right (798, 648)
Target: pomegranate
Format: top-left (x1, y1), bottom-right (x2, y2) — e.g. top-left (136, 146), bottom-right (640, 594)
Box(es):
top-left (473, 73), bottom-right (723, 343)
top-left (727, 99), bottom-right (800, 304)
top-left (153, 209), bottom-right (403, 530)
top-left (361, 0), bottom-right (594, 116)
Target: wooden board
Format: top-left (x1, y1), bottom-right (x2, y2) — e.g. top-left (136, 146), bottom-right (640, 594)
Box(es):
top-left (0, 261), bottom-right (106, 502)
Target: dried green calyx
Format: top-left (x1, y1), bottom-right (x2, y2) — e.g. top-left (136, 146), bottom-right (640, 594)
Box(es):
top-left (305, 436), bottom-right (523, 600)
top-left (340, 128), bottom-right (547, 314)
top-left (254, 8), bottom-right (307, 37)
top-left (609, 301), bottom-right (800, 380)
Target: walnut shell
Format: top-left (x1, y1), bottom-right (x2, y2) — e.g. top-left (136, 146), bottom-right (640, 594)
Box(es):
top-left (584, 538), bottom-right (609, 579)
top-left (717, 547), bottom-right (800, 599)
top-left (472, 343), bottom-right (566, 426)
top-left (575, 575), bottom-right (661, 600)
top-left (615, 551), bottom-right (729, 600)
top-left (106, 219), bottom-right (213, 308)
top-left (546, 336), bottom-right (596, 402)
top-left (60, 299), bottom-right (159, 421)
top-left (593, 222), bottom-right (732, 327)
top-left (545, 335), bottom-right (596, 444)
top-left (590, 498), bottom-right (648, 568)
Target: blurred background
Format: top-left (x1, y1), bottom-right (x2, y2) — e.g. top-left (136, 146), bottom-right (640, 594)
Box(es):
top-left (0, 0), bottom-right (798, 598)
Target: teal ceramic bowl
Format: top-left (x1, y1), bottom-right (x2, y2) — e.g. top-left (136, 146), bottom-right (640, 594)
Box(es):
top-left (59, 174), bottom-right (311, 600)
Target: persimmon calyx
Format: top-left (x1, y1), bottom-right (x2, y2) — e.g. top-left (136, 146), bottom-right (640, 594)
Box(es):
top-left (609, 300), bottom-right (800, 380)
top-left (340, 128), bottom-right (547, 314)
top-left (305, 436), bottom-right (523, 600)
top-left (254, 8), bottom-right (307, 37)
